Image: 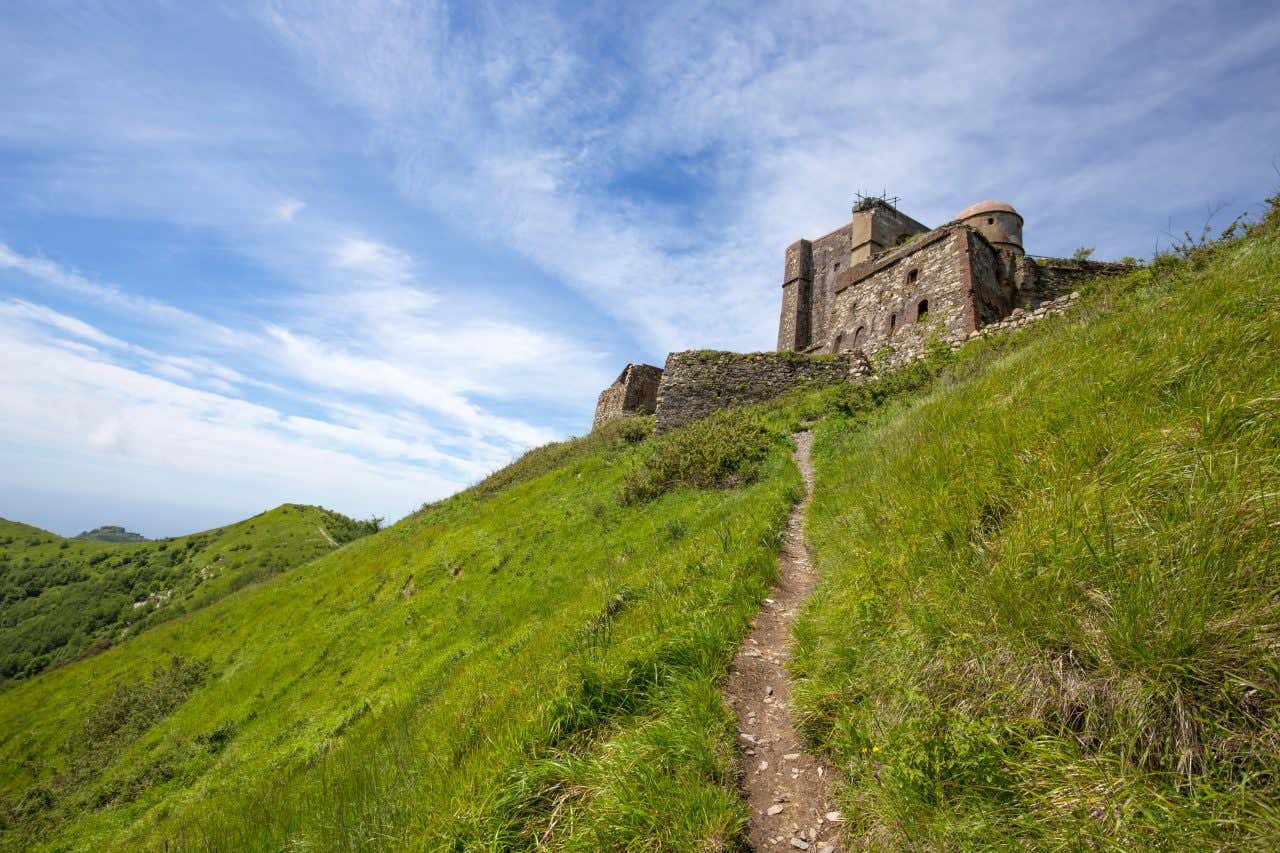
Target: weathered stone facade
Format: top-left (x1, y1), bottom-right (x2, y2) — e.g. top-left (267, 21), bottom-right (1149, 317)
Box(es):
top-left (780, 198), bottom-right (1130, 368)
top-left (593, 363), bottom-right (664, 429)
top-left (654, 351), bottom-right (860, 433)
top-left (779, 201), bottom-right (930, 352)
top-left (592, 193), bottom-right (1130, 433)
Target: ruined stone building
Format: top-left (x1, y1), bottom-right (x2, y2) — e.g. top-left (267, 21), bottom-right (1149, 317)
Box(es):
top-left (593, 195), bottom-right (1126, 431)
top-left (593, 363), bottom-right (663, 428)
top-left (777, 198), bottom-right (1114, 363)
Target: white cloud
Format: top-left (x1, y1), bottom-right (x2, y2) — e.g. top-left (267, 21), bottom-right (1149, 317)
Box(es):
top-left (258, 0), bottom-right (1280, 353)
top-left (3, 0), bottom-right (1277, 534)
top-left (274, 198), bottom-right (306, 222)
top-left (0, 305), bottom-right (470, 526)
top-left (0, 236), bottom-right (612, 532)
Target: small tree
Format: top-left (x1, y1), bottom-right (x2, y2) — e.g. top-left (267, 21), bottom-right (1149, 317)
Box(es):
top-left (1072, 246), bottom-right (1095, 261)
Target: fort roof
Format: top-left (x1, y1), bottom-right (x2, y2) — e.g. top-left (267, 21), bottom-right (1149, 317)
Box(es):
top-left (954, 199), bottom-right (1021, 222)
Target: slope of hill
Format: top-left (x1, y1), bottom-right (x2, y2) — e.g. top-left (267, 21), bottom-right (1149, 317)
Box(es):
top-left (0, 506), bottom-right (379, 685)
top-left (793, 205), bottom-right (1280, 847)
top-left (0, 203), bottom-right (1275, 850)
top-left (72, 527), bottom-right (148, 543)
top-left (0, 409), bottom-right (820, 850)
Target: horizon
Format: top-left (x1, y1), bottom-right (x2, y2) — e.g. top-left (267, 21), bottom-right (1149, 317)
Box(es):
top-left (3, 1), bottom-right (1279, 537)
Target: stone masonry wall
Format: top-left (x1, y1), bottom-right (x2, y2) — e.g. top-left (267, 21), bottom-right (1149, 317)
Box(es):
top-left (807, 224), bottom-right (851, 350)
top-left (828, 226), bottom-right (972, 364)
top-left (1031, 258), bottom-right (1132, 299)
top-left (654, 351), bottom-right (858, 433)
top-left (593, 363), bottom-right (664, 429)
top-left (646, 286), bottom-right (1099, 435)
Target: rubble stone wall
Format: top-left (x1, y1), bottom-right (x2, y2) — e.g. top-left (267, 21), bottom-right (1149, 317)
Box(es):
top-left (654, 351), bottom-right (858, 433)
top-left (593, 363), bottom-right (664, 429)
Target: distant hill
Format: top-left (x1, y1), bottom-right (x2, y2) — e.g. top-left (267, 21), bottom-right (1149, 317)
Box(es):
top-left (0, 505), bottom-right (379, 685)
top-left (72, 525), bottom-right (148, 543)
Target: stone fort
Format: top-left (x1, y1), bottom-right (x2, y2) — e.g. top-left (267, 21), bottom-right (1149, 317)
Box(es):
top-left (594, 195), bottom-right (1125, 431)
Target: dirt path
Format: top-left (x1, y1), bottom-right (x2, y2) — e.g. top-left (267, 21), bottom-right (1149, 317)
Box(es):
top-left (724, 430), bottom-right (841, 851)
top-left (316, 525), bottom-right (338, 548)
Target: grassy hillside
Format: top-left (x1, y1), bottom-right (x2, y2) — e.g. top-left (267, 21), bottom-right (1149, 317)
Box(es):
top-left (0, 505), bottom-right (378, 685)
top-left (793, 206), bottom-right (1280, 847)
top-left (0, 407), bottom-right (824, 850)
top-left (1, 202), bottom-right (1275, 851)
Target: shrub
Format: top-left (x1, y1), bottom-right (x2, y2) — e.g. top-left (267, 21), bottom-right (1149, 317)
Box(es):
top-left (621, 408), bottom-right (776, 504)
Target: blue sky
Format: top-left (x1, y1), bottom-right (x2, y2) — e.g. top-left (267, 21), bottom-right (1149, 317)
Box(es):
top-left (2, 1), bottom-right (1278, 537)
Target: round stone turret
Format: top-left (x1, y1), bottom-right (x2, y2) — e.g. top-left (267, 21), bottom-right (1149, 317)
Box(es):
top-left (955, 199), bottom-right (1023, 255)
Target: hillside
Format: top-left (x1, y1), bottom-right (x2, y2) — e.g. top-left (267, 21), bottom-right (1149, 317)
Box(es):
top-left (72, 527), bottom-right (148, 543)
top-left (0, 506), bottom-right (379, 685)
top-left (0, 202), bottom-right (1276, 850)
top-left (791, 206), bottom-right (1280, 847)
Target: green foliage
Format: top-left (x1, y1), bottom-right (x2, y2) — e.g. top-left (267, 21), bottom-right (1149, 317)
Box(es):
top-left (467, 415), bottom-right (652, 500)
top-left (0, 505), bottom-right (376, 685)
top-left (69, 656), bottom-right (208, 783)
top-left (621, 407), bottom-right (779, 504)
top-left (792, 207), bottom-right (1280, 847)
top-left (0, 392), bottom-right (818, 850)
top-left (1071, 245), bottom-right (1095, 261)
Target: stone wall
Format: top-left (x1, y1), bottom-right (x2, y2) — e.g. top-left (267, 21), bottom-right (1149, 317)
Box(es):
top-left (828, 226), bottom-right (973, 365)
top-left (967, 230), bottom-right (1015, 327)
top-left (593, 363), bottom-right (664, 429)
top-left (807, 224), bottom-right (851, 350)
top-left (1030, 258), bottom-right (1132, 298)
top-left (654, 350), bottom-right (859, 433)
top-left (958, 290), bottom-right (1081, 344)
top-left (647, 284), bottom-right (1102, 435)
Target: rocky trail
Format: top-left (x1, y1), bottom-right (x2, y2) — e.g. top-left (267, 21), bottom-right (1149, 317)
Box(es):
top-left (723, 430), bottom-right (842, 851)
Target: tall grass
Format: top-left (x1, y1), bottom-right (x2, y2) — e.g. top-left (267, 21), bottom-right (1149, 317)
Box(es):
top-left (792, 207), bottom-right (1280, 848)
top-left (0, 393), bottom-right (814, 850)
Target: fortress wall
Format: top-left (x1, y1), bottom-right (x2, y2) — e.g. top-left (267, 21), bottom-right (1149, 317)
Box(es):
top-left (1030, 258), bottom-right (1132, 298)
top-left (654, 350), bottom-right (857, 433)
top-left (958, 291), bottom-right (1081, 344)
top-left (806, 225), bottom-right (851, 350)
top-left (650, 284), bottom-right (1100, 435)
top-left (593, 383), bottom-right (627, 429)
top-left (593, 363), bottom-right (664, 429)
top-left (830, 228), bottom-right (972, 364)
top-left (967, 231), bottom-right (1016, 327)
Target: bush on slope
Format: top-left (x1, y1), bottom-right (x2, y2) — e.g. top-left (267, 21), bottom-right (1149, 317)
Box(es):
top-left (793, 206), bottom-right (1280, 848)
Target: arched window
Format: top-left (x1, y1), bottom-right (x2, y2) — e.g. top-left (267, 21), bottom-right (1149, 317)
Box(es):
top-left (907, 268), bottom-right (919, 286)
top-left (916, 299), bottom-right (929, 322)
top-left (853, 326), bottom-right (866, 347)
top-left (889, 313), bottom-right (897, 334)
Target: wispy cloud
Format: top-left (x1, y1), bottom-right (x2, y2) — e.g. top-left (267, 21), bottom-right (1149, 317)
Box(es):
top-left (261, 0), bottom-right (1280, 353)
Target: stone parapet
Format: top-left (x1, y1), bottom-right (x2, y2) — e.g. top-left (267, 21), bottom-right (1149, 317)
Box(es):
top-left (654, 350), bottom-right (858, 433)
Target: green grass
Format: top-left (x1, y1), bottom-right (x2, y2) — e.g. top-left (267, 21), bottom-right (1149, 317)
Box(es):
top-left (0, 399), bottom-right (816, 851)
top-left (3, 204), bottom-right (1277, 850)
top-left (792, 208), bottom-right (1280, 848)
top-left (0, 505), bottom-right (377, 685)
